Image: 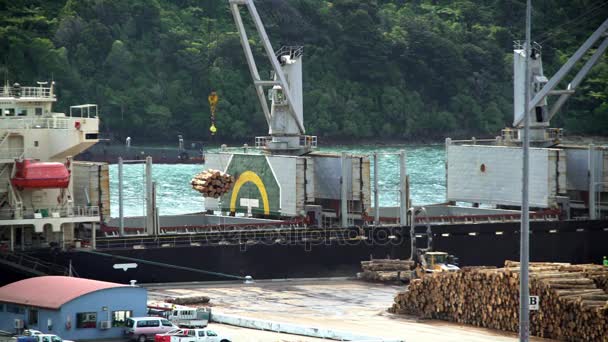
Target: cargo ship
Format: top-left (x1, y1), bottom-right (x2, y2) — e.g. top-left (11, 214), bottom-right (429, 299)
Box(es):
top-left (1, 0), bottom-right (607, 285)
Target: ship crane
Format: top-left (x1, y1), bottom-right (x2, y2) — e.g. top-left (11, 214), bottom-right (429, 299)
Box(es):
top-left (511, 18), bottom-right (608, 145)
top-left (229, 0), bottom-right (316, 155)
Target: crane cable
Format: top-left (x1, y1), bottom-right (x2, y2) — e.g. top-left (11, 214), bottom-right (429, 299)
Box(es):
top-left (536, 1), bottom-right (608, 44)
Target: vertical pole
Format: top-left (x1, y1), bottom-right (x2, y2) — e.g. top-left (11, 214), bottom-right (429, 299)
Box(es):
top-left (10, 226), bottom-right (14, 252)
top-left (20, 227), bottom-right (25, 251)
top-left (520, 1), bottom-right (532, 341)
top-left (152, 181), bottom-right (158, 236)
top-left (589, 144), bottom-right (597, 220)
top-left (410, 209), bottom-right (416, 260)
top-left (118, 157), bottom-right (124, 236)
top-left (145, 157), bottom-right (154, 235)
top-left (406, 175), bottom-right (411, 210)
top-left (373, 152), bottom-right (380, 226)
top-left (341, 152), bottom-right (348, 228)
top-left (91, 222), bottom-right (96, 250)
top-left (399, 150), bottom-right (407, 226)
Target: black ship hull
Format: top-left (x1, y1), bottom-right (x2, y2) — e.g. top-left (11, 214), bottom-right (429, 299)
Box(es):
top-left (12, 219), bottom-right (605, 284)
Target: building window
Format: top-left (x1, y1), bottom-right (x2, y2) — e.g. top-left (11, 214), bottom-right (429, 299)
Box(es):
top-left (112, 310), bottom-right (132, 327)
top-left (28, 309), bottom-right (39, 325)
top-left (34, 141), bottom-right (39, 147)
top-left (0, 303), bottom-right (4, 312)
top-left (4, 108), bottom-right (15, 116)
top-left (76, 312), bottom-right (97, 328)
top-left (18, 109), bottom-right (27, 116)
top-left (7, 304), bottom-right (25, 314)
top-left (35, 108), bottom-right (43, 116)
top-left (136, 319), bottom-right (159, 328)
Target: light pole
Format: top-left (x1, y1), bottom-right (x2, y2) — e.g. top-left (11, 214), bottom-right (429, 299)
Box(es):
top-left (520, 0), bottom-right (532, 341)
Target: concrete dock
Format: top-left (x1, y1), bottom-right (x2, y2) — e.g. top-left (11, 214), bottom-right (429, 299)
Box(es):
top-left (146, 279), bottom-right (556, 342)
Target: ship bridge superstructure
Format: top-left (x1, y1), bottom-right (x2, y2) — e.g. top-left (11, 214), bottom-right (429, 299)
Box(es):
top-left (0, 81), bottom-right (100, 255)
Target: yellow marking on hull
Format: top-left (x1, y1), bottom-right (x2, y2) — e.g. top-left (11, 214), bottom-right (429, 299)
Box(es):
top-left (230, 171), bottom-right (270, 215)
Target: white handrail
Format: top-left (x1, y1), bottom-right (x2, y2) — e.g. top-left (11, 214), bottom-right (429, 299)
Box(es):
top-left (0, 86), bottom-right (54, 99)
top-left (0, 206), bottom-right (100, 220)
top-left (0, 148), bottom-right (25, 160)
top-left (0, 118), bottom-right (70, 130)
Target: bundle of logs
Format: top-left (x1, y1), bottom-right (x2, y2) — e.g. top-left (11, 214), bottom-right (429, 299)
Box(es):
top-left (191, 169), bottom-right (235, 198)
top-left (357, 259), bottom-right (415, 283)
top-left (389, 261), bottom-right (608, 341)
top-left (166, 295), bottom-right (211, 306)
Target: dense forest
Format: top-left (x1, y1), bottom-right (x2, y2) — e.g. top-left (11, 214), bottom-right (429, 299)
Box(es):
top-left (1, 0), bottom-right (607, 143)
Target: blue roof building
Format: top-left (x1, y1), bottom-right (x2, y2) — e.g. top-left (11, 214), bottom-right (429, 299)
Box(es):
top-left (0, 276), bottom-right (147, 340)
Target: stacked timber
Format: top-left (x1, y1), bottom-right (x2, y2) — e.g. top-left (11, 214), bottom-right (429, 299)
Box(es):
top-left (166, 295), bottom-right (211, 305)
top-left (191, 169), bottom-right (235, 198)
top-left (389, 261), bottom-right (608, 341)
top-left (357, 259), bottom-right (415, 283)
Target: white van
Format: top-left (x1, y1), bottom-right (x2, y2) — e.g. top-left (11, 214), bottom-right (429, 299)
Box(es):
top-left (125, 317), bottom-right (178, 342)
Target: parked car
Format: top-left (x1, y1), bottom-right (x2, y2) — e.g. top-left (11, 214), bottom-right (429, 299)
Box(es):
top-left (22, 331), bottom-right (42, 336)
top-left (155, 328), bottom-right (230, 342)
top-left (125, 317), bottom-right (178, 342)
top-left (32, 334), bottom-right (74, 342)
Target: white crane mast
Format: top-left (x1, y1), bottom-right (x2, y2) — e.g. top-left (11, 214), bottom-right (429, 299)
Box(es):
top-left (512, 18), bottom-right (608, 143)
top-left (229, 0), bottom-right (316, 155)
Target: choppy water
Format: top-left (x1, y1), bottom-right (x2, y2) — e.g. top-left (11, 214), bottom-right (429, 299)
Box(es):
top-left (109, 145), bottom-right (446, 217)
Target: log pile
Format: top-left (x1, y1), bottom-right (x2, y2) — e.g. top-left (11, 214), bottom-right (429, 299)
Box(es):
top-left (166, 295), bottom-right (211, 305)
top-left (191, 169), bottom-right (235, 198)
top-left (389, 261), bottom-right (608, 341)
top-left (357, 259), bottom-right (415, 283)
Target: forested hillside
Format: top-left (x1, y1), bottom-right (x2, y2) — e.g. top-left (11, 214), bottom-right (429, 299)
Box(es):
top-left (1, 0), bottom-right (607, 143)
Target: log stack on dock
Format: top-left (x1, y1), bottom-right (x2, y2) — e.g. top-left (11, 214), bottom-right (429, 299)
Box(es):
top-left (389, 261), bottom-right (608, 341)
top-left (357, 259), bottom-right (415, 283)
top-left (191, 169), bottom-right (235, 198)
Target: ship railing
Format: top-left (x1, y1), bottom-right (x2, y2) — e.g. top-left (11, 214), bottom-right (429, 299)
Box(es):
top-left (0, 206), bottom-right (99, 220)
top-left (411, 209), bottom-right (561, 225)
top-left (445, 137), bottom-right (502, 146)
top-left (95, 223), bottom-right (337, 250)
top-left (0, 250), bottom-right (72, 276)
top-left (0, 148), bottom-right (25, 161)
top-left (513, 40), bottom-right (542, 51)
top-left (0, 117), bottom-right (70, 130)
top-left (255, 136), bottom-right (272, 148)
top-left (0, 86), bottom-right (55, 99)
top-left (544, 128), bottom-right (563, 141)
top-left (275, 45), bottom-right (303, 59)
top-left (255, 135), bottom-right (318, 149)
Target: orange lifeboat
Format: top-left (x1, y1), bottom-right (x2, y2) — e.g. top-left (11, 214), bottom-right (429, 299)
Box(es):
top-left (11, 159), bottom-right (70, 189)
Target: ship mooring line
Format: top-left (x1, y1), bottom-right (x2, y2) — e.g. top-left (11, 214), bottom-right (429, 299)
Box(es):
top-left (79, 249), bottom-right (245, 280)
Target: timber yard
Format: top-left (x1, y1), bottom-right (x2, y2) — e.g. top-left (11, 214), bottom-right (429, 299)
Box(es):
top-left (1, 0), bottom-right (608, 341)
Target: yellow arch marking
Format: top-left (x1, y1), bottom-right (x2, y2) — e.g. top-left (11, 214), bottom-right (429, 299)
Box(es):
top-left (229, 171), bottom-right (270, 215)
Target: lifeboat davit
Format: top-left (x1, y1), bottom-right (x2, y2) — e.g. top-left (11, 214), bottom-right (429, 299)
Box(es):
top-left (11, 159), bottom-right (70, 189)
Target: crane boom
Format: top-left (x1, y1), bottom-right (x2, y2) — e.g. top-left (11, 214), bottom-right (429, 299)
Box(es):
top-left (229, 0), bottom-right (307, 147)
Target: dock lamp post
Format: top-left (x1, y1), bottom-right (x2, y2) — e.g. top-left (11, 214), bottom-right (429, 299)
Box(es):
top-left (520, 0), bottom-right (532, 341)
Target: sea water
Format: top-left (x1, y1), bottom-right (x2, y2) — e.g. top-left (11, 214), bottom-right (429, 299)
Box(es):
top-left (109, 144), bottom-right (446, 217)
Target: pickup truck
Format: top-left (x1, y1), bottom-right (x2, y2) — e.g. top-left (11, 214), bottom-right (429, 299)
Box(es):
top-left (155, 328), bottom-right (230, 342)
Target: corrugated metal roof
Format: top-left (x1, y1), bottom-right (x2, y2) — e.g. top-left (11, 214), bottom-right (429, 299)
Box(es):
top-left (0, 276), bottom-right (131, 309)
